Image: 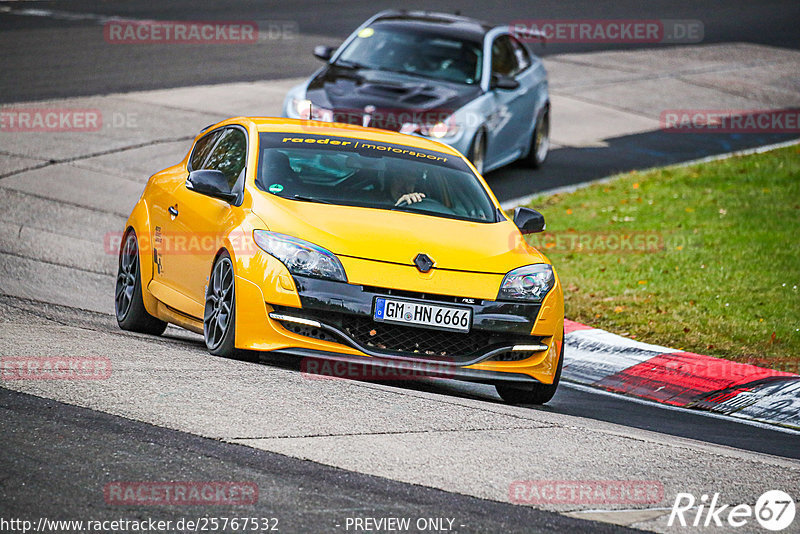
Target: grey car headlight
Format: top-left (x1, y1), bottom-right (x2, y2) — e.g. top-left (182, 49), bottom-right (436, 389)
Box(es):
top-left (498, 264), bottom-right (554, 302)
top-left (290, 98), bottom-right (334, 121)
top-left (291, 97), bottom-right (312, 118)
top-left (253, 230), bottom-right (346, 282)
top-left (400, 119), bottom-right (460, 139)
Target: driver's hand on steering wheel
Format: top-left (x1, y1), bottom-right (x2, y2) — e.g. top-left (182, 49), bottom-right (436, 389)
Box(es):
top-left (395, 192), bottom-right (426, 206)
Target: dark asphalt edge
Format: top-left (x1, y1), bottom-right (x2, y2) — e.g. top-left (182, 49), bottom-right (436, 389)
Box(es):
top-left (0, 386), bottom-right (644, 533)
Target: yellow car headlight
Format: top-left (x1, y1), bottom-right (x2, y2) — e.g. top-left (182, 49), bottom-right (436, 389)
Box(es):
top-left (253, 230), bottom-right (347, 282)
top-left (498, 264), bottom-right (554, 302)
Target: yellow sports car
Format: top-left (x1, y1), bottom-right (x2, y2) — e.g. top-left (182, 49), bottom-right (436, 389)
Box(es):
top-left (115, 118), bottom-right (564, 404)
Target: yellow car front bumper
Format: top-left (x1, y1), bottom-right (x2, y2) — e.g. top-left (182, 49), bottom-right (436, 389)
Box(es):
top-left (233, 255), bottom-right (564, 386)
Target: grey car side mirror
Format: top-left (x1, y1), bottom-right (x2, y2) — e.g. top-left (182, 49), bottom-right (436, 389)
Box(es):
top-left (491, 74), bottom-right (520, 90)
top-left (313, 45), bottom-right (335, 61)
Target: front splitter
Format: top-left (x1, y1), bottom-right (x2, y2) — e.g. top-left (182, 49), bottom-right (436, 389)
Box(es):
top-left (267, 347), bottom-right (542, 388)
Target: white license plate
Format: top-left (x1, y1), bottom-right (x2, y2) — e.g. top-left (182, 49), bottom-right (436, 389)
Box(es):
top-left (373, 297), bottom-right (471, 333)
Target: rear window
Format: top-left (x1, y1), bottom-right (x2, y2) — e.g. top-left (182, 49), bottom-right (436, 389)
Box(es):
top-left (255, 133), bottom-right (498, 223)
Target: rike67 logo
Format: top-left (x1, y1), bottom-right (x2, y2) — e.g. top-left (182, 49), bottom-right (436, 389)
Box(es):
top-left (668, 490), bottom-right (795, 531)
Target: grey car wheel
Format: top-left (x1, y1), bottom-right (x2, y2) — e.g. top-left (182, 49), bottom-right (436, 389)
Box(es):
top-left (526, 108), bottom-right (550, 168)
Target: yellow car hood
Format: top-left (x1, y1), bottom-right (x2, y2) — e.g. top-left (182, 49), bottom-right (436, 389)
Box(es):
top-left (252, 196), bottom-right (546, 274)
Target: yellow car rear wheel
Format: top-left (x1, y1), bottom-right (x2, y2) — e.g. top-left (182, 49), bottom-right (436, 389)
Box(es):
top-left (115, 230), bottom-right (167, 336)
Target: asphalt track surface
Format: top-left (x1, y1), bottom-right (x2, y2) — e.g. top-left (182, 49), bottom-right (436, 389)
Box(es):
top-left (2, 2), bottom-right (800, 532)
top-left (2, 0), bottom-right (800, 103)
top-left (0, 387), bottom-right (634, 534)
top-left (0, 295), bottom-right (798, 531)
top-left (3, 293), bottom-right (799, 461)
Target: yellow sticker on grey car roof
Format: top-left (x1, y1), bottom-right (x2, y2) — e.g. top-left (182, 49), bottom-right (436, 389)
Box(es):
top-left (357, 27), bottom-right (374, 38)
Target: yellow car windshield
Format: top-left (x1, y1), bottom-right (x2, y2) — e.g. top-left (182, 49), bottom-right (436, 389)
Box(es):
top-left (255, 133), bottom-right (498, 223)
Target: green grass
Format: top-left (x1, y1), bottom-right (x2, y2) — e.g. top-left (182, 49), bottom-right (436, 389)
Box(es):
top-left (524, 145), bottom-right (800, 370)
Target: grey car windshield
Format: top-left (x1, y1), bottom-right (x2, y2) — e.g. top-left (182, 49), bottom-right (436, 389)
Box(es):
top-left (336, 24), bottom-right (483, 85)
top-left (255, 133), bottom-right (498, 223)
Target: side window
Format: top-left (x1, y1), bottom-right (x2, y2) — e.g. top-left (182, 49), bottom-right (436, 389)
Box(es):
top-left (491, 36), bottom-right (519, 77)
top-left (509, 37), bottom-right (531, 72)
top-left (203, 128), bottom-right (247, 189)
top-left (189, 130), bottom-right (222, 171)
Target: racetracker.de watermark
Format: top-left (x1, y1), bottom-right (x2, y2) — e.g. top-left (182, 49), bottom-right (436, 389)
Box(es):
top-left (0, 109), bottom-right (139, 132)
top-left (658, 357), bottom-right (799, 379)
top-left (104, 481), bottom-right (258, 506)
top-left (511, 230), bottom-right (701, 254)
top-left (0, 109), bottom-right (101, 132)
top-left (0, 357), bottom-right (111, 380)
top-left (106, 230), bottom-right (260, 257)
top-left (511, 19), bottom-right (703, 44)
top-left (103, 19), bottom-right (298, 44)
top-left (295, 105), bottom-right (458, 132)
top-left (661, 109), bottom-right (800, 133)
top-left (300, 358), bottom-right (456, 381)
top-left (509, 480), bottom-right (664, 505)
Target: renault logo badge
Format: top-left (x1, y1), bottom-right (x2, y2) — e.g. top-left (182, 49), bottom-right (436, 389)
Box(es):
top-left (414, 253), bottom-right (434, 273)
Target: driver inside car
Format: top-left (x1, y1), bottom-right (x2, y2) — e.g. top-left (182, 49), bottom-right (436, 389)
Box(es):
top-left (384, 161), bottom-right (427, 206)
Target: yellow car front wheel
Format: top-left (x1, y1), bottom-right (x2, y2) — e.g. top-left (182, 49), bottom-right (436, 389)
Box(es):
top-left (204, 252), bottom-right (238, 358)
top-left (495, 332), bottom-right (563, 405)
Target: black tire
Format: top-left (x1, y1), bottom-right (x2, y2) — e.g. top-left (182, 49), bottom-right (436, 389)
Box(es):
top-left (524, 107), bottom-right (550, 169)
top-left (495, 333), bottom-right (564, 405)
top-left (115, 230), bottom-right (168, 336)
top-left (203, 251), bottom-right (239, 358)
top-left (468, 129), bottom-right (486, 175)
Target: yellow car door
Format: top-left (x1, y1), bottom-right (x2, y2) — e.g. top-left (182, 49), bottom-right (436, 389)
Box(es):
top-left (173, 127), bottom-right (248, 310)
top-left (149, 126), bottom-right (248, 318)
